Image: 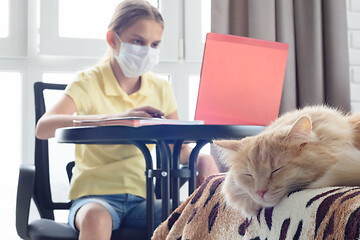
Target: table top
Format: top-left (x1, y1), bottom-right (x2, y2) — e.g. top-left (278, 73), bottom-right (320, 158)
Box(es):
top-left (55, 124), bottom-right (265, 144)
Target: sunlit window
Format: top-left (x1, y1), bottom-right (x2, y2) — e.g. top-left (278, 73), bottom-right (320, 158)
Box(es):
top-left (59, 0), bottom-right (159, 39)
top-left (0, 72), bottom-right (21, 238)
top-left (0, 0), bottom-right (9, 38)
top-left (188, 75), bottom-right (210, 154)
top-left (43, 72), bottom-right (76, 84)
top-left (201, 0), bottom-right (211, 43)
top-left (45, 90), bottom-right (75, 222)
top-left (40, 73), bottom-right (78, 222)
top-left (188, 75), bottom-right (200, 121)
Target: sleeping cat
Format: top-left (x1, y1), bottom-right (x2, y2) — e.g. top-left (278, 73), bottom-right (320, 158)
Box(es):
top-left (214, 105), bottom-right (360, 217)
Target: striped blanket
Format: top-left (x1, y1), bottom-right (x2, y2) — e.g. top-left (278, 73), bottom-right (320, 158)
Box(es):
top-left (152, 174), bottom-right (360, 240)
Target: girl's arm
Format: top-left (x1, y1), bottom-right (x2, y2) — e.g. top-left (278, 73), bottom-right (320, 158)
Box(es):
top-left (36, 94), bottom-right (164, 140)
top-left (36, 94), bottom-right (77, 140)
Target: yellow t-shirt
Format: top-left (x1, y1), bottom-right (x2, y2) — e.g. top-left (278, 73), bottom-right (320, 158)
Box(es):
top-left (65, 61), bottom-right (178, 200)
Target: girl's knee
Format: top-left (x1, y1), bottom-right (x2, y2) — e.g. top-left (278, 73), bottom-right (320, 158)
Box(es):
top-left (76, 202), bottom-right (112, 233)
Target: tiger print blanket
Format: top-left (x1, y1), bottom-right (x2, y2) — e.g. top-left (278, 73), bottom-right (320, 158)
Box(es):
top-left (152, 173), bottom-right (360, 240)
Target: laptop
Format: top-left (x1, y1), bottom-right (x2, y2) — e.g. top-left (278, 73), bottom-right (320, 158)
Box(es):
top-left (194, 32), bottom-right (289, 126)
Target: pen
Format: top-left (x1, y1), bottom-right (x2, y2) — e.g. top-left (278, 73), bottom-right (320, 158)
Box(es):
top-left (149, 112), bottom-right (165, 119)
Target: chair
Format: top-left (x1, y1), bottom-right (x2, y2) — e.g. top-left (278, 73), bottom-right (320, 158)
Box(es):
top-left (16, 82), bottom-right (148, 240)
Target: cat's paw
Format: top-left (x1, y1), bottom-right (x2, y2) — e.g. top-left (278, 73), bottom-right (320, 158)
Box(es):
top-left (241, 200), bottom-right (262, 218)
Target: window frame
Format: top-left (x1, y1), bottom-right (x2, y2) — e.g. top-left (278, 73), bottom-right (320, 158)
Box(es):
top-left (0, 0), bottom-right (27, 57)
top-left (40, 0), bottom-right (180, 61)
top-left (184, 0), bottom-right (205, 63)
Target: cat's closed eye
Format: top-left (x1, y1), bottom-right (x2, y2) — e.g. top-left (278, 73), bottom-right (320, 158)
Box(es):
top-left (271, 167), bottom-right (283, 178)
top-left (243, 173), bottom-right (253, 179)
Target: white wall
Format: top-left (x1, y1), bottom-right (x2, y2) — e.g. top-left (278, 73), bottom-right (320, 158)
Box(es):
top-left (348, 0), bottom-right (360, 112)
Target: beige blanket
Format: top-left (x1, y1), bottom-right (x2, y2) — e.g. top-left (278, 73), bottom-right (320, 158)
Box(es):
top-left (152, 173), bottom-right (360, 240)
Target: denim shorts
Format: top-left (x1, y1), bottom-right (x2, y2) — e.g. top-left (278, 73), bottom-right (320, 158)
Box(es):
top-left (68, 193), bottom-right (163, 231)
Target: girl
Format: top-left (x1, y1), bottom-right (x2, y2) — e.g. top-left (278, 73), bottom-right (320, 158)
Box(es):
top-left (36, 0), bottom-right (219, 239)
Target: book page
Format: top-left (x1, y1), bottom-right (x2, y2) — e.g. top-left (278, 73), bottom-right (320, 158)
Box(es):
top-left (73, 118), bottom-right (204, 127)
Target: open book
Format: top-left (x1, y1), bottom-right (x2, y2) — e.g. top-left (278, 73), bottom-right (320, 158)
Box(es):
top-left (73, 117), bottom-right (204, 127)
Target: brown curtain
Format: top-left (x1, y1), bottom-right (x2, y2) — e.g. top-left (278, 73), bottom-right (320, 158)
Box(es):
top-left (211, 0), bottom-right (351, 114)
top-left (210, 0), bottom-right (351, 172)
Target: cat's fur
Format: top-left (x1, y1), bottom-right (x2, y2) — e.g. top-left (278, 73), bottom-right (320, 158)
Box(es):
top-left (214, 105), bottom-right (360, 216)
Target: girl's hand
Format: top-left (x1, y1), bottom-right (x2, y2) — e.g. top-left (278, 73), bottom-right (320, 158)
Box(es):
top-left (113, 106), bottom-right (164, 118)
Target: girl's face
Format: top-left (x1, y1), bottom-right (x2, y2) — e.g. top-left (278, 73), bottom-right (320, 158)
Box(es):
top-left (117, 19), bottom-right (163, 51)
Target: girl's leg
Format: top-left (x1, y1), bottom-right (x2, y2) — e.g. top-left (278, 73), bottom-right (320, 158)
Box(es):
top-left (75, 202), bottom-right (113, 240)
top-left (69, 196), bottom-right (122, 240)
top-left (122, 198), bottom-right (163, 228)
top-left (196, 153), bottom-right (219, 187)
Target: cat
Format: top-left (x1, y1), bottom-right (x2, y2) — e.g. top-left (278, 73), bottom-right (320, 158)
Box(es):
top-left (213, 105), bottom-right (360, 217)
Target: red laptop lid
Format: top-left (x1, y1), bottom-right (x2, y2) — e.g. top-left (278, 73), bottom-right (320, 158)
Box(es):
top-left (194, 33), bottom-right (288, 126)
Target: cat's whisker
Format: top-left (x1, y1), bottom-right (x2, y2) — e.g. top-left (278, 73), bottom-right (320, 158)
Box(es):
top-left (288, 182), bottom-right (310, 192)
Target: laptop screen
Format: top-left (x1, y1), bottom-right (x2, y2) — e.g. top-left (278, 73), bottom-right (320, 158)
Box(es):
top-left (194, 33), bottom-right (288, 126)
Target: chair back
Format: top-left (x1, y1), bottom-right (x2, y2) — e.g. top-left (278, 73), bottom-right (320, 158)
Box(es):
top-left (25, 82), bottom-right (148, 239)
top-left (33, 82), bottom-right (71, 219)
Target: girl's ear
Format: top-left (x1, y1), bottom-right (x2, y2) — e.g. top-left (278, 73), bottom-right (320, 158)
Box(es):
top-left (106, 30), bottom-right (117, 50)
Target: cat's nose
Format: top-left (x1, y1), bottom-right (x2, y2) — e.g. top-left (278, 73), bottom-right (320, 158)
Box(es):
top-left (256, 189), bottom-right (268, 198)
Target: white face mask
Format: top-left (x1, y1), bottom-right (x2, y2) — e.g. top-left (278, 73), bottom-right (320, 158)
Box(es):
top-left (114, 33), bottom-right (160, 78)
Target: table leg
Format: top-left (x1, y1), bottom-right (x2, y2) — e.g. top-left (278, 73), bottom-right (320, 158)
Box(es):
top-left (132, 141), bottom-right (154, 240)
top-left (157, 140), bottom-right (171, 221)
top-left (188, 140), bottom-right (212, 195)
top-left (171, 140), bottom-right (184, 210)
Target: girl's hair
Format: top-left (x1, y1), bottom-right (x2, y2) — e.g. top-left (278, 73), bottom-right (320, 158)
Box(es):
top-left (102, 0), bottom-right (164, 62)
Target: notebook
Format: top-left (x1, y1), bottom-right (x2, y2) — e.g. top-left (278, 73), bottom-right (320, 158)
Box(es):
top-left (73, 117), bottom-right (203, 127)
top-left (194, 33), bottom-right (288, 126)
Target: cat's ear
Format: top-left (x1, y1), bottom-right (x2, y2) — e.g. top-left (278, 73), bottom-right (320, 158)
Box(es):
top-left (213, 140), bottom-right (240, 152)
top-left (213, 140), bottom-right (241, 167)
top-left (286, 115), bottom-right (314, 147)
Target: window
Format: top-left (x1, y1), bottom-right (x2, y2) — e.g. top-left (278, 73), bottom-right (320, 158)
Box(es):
top-left (184, 0), bottom-right (211, 62)
top-left (43, 72), bottom-right (76, 84)
top-left (0, 72), bottom-right (21, 238)
top-left (201, 0), bottom-right (212, 43)
top-left (59, 0), bottom-right (158, 39)
top-left (188, 75), bottom-right (210, 155)
top-left (40, 0), bottom-right (178, 60)
top-left (188, 75), bottom-right (201, 120)
top-left (0, 0), bottom-right (26, 56)
top-left (0, 0), bottom-right (9, 38)
top-left (59, 1), bottom-right (120, 39)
